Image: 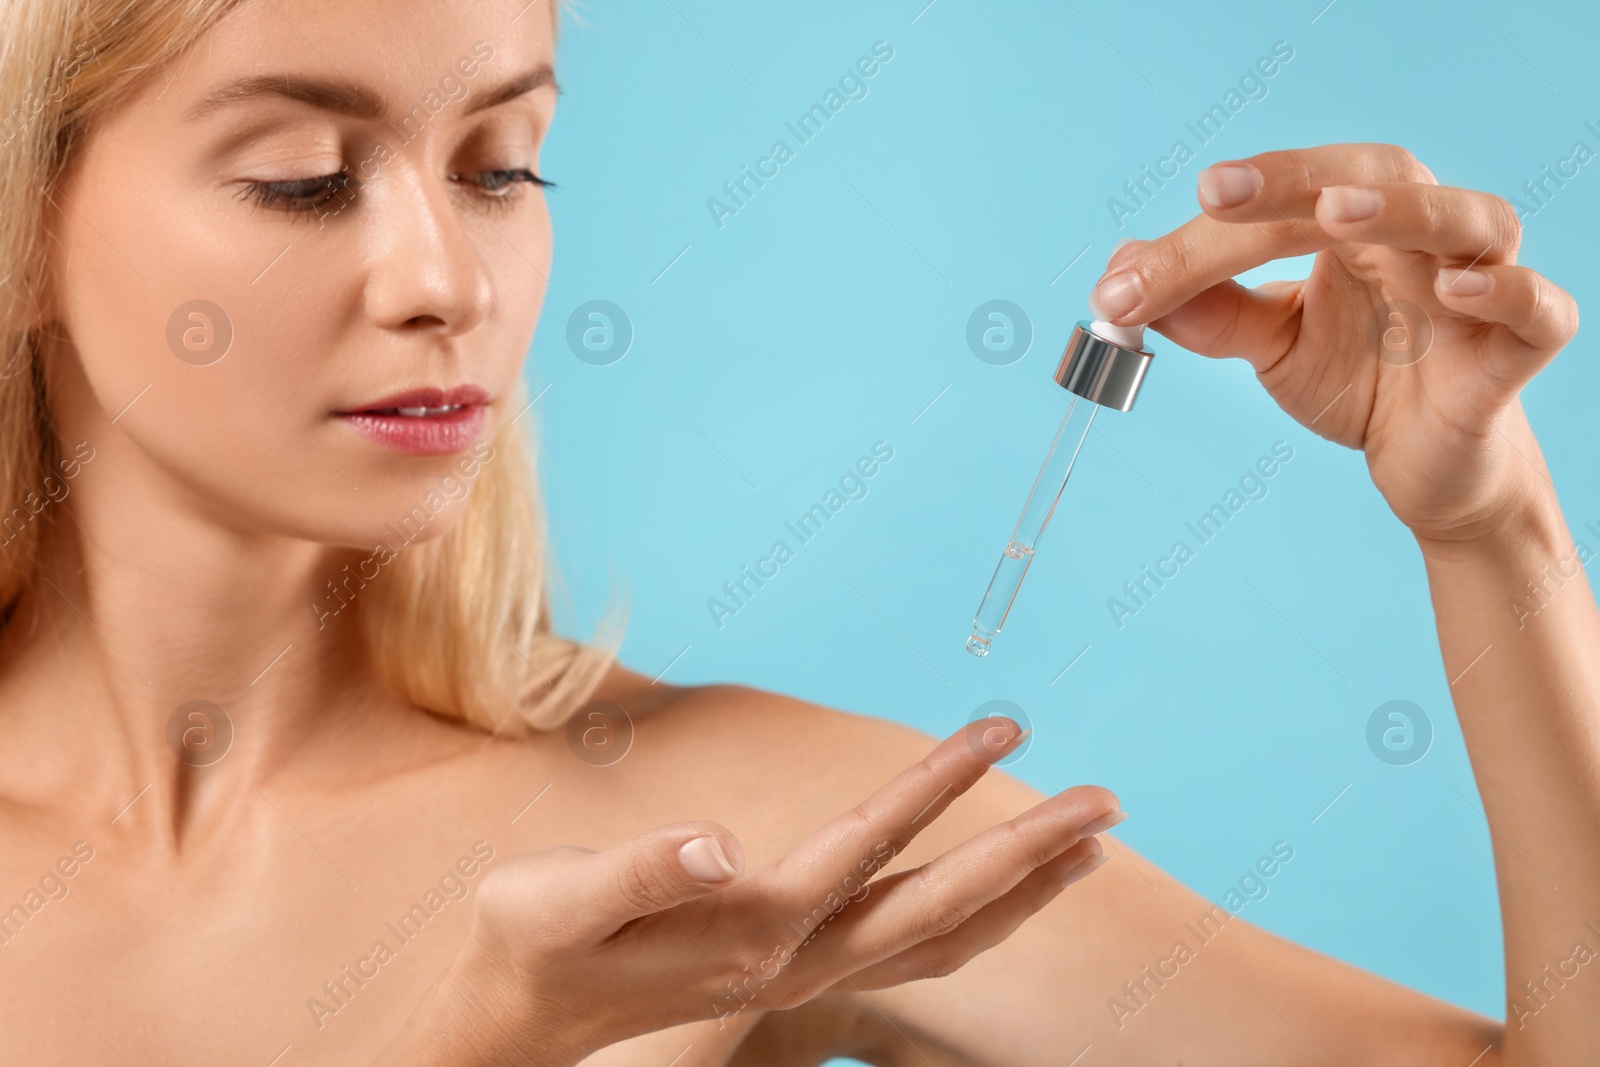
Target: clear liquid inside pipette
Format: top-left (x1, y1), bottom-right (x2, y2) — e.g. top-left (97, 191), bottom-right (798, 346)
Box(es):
top-left (966, 396), bottom-right (1097, 656)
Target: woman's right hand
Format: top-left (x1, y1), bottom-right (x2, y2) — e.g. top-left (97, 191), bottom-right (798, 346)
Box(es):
top-left (382, 718), bottom-right (1122, 1065)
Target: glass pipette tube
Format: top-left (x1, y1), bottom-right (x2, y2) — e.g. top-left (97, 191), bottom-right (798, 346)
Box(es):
top-left (965, 396), bottom-right (1098, 657)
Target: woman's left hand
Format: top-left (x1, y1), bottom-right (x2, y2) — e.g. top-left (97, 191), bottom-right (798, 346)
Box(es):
top-left (1090, 142), bottom-right (1579, 545)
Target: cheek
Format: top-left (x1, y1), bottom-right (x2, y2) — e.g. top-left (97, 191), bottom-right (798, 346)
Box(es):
top-left (474, 203), bottom-right (549, 400)
top-left (496, 197), bottom-right (551, 350)
top-left (50, 142), bottom-right (362, 530)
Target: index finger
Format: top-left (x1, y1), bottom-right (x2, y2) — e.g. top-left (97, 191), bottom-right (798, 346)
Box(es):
top-left (1090, 212), bottom-right (1318, 327)
top-left (1093, 143), bottom-right (1442, 327)
top-left (769, 719), bottom-right (1027, 899)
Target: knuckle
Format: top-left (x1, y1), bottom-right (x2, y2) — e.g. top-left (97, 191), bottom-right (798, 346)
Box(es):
top-left (907, 867), bottom-right (972, 939)
top-left (847, 799), bottom-right (876, 832)
top-left (916, 900), bottom-right (970, 940)
top-left (1285, 156), bottom-right (1317, 198)
top-left (1153, 234), bottom-right (1198, 284)
top-left (1532, 276), bottom-right (1580, 345)
top-left (761, 967), bottom-right (822, 1010)
top-left (857, 796), bottom-right (917, 860)
top-left (1001, 818), bottom-right (1056, 872)
top-left (1377, 143), bottom-right (1429, 183)
top-left (1521, 271), bottom-right (1551, 319)
top-left (1418, 187), bottom-right (1446, 234)
top-left (846, 802), bottom-right (907, 860)
top-left (1486, 194), bottom-right (1523, 249)
top-left (616, 852), bottom-right (678, 913)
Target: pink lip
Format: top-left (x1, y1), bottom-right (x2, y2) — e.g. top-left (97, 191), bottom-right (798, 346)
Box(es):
top-left (337, 384), bottom-right (491, 456)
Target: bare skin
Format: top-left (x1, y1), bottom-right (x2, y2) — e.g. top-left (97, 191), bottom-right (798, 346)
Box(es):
top-left (1, 0), bottom-right (1596, 1064)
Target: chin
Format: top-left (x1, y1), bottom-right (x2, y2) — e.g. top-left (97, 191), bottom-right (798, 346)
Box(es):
top-left (348, 438), bottom-right (496, 550)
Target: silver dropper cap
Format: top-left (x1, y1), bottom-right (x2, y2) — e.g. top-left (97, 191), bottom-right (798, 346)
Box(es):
top-left (1052, 319), bottom-right (1153, 412)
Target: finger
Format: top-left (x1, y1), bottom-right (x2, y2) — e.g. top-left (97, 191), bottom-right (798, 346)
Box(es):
top-left (1090, 212), bottom-right (1320, 326)
top-left (1144, 276), bottom-right (1303, 372)
top-left (1312, 183), bottom-right (1521, 264)
top-left (520, 821), bottom-right (747, 931)
top-left (1195, 142), bottom-right (1435, 219)
top-left (820, 786), bottom-right (1122, 964)
top-left (824, 837), bottom-right (1108, 993)
top-left (771, 719), bottom-right (1028, 901)
top-left (1099, 144), bottom-right (1439, 327)
top-left (1432, 263), bottom-right (1579, 395)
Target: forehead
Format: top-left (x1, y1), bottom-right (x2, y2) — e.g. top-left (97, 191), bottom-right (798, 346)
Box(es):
top-left (156, 0), bottom-right (554, 115)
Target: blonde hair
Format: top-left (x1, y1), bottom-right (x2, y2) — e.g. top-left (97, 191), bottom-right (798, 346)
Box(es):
top-left (0, 0), bottom-right (625, 735)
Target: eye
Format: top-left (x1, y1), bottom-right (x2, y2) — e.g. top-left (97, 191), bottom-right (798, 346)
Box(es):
top-left (235, 167), bottom-right (554, 222)
top-left (238, 170), bottom-right (353, 218)
top-left (457, 168), bottom-right (556, 209)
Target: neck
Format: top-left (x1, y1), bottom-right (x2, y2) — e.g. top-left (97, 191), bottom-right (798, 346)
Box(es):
top-left (0, 440), bottom-right (385, 849)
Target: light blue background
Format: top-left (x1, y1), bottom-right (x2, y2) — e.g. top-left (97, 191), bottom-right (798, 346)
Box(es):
top-left (530, 0), bottom-right (1598, 1055)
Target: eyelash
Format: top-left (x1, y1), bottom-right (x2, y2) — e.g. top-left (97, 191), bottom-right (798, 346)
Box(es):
top-left (237, 168), bottom-right (555, 219)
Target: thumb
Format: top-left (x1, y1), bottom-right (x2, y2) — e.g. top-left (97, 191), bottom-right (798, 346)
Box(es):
top-left (589, 822), bottom-right (745, 927)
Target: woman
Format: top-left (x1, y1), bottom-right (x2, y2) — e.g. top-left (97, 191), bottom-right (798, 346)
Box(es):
top-left (0, 0), bottom-right (1593, 1064)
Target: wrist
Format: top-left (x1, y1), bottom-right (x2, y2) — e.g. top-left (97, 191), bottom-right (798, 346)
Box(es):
top-left (448, 939), bottom-right (593, 1067)
top-left (377, 942), bottom-right (588, 1067)
top-left (1414, 477), bottom-right (1569, 569)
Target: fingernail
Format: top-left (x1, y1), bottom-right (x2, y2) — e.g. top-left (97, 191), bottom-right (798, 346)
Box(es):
top-left (1441, 267), bottom-right (1493, 296)
top-left (1197, 164), bottom-right (1260, 208)
top-left (1091, 272), bottom-right (1143, 321)
top-left (980, 725), bottom-right (1030, 766)
top-left (1320, 185), bottom-right (1383, 223)
top-left (679, 836), bottom-right (739, 882)
top-left (1058, 852), bottom-right (1109, 888)
top-left (1086, 810), bottom-right (1129, 834)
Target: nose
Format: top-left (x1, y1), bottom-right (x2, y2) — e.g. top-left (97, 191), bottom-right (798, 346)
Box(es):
top-left (361, 166), bottom-right (493, 338)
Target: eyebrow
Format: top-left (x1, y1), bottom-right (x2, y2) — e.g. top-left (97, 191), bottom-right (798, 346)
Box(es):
top-left (185, 65), bottom-right (559, 122)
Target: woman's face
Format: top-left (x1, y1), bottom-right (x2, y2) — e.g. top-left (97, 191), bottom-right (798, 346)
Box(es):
top-left (42, 0), bottom-right (555, 548)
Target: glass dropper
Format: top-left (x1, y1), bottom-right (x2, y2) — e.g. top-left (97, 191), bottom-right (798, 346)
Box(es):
top-left (966, 396), bottom-right (1096, 656)
top-left (965, 318), bottom-right (1154, 658)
